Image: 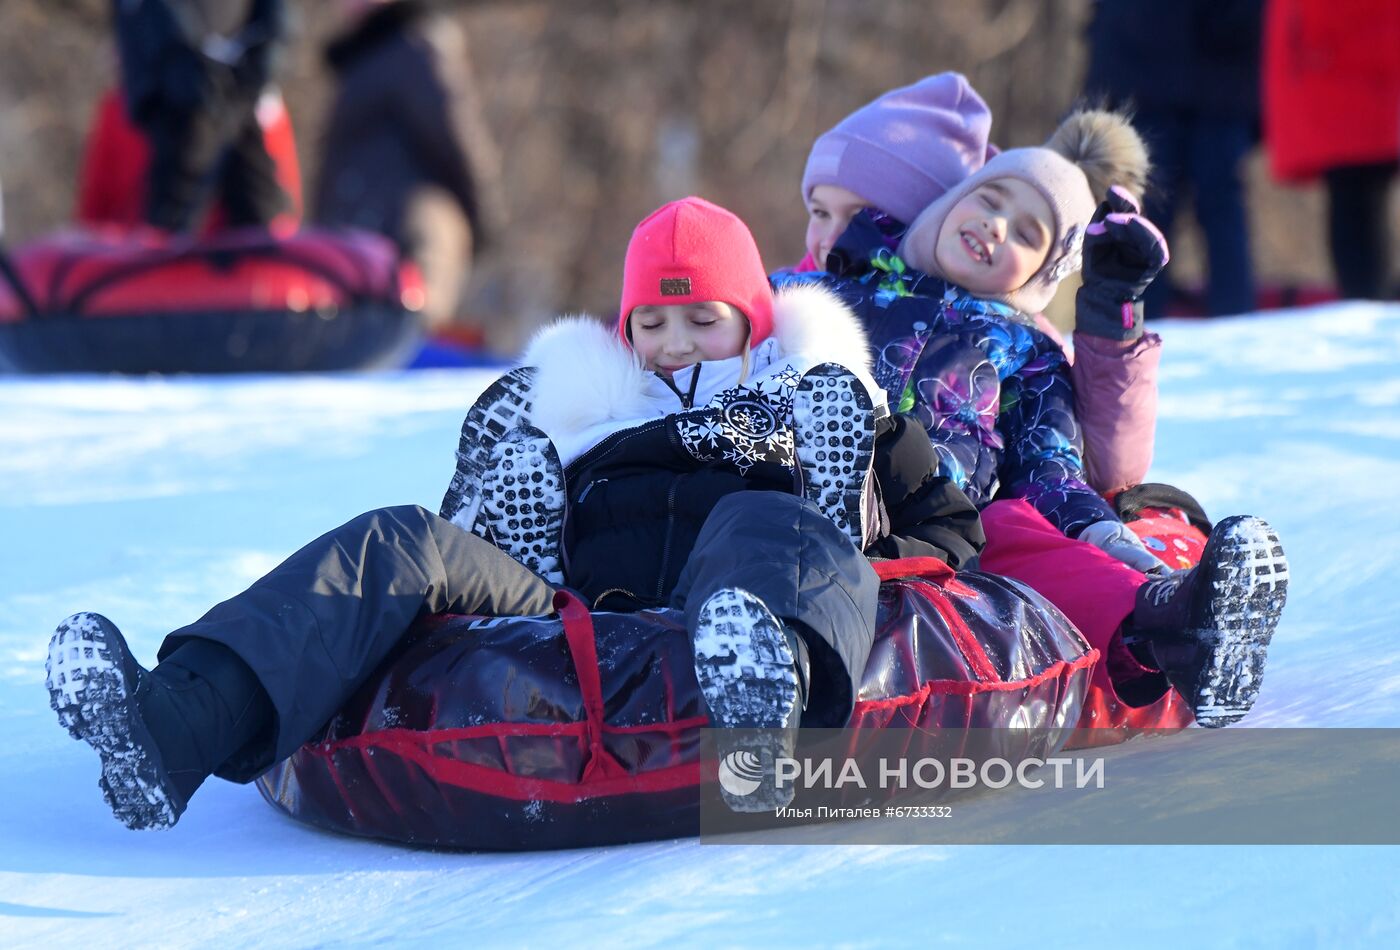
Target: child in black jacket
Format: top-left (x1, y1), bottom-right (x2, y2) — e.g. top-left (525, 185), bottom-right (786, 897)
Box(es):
top-left (44, 197), bottom-right (980, 829)
top-left (440, 197), bottom-right (984, 810)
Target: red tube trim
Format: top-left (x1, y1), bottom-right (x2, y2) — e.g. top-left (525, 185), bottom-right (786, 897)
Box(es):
top-left (281, 568), bottom-right (1103, 809)
top-left (319, 714), bottom-right (713, 751)
top-left (295, 652), bottom-right (1099, 804)
top-left (345, 732), bottom-right (704, 802)
top-left (851, 652), bottom-right (1099, 713)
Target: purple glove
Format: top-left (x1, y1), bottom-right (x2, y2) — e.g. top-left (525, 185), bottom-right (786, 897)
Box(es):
top-left (1074, 186), bottom-right (1170, 341)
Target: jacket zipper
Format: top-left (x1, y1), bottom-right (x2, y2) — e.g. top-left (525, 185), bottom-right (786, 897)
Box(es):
top-left (565, 418), bottom-right (667, 480)
top-left (653, 425), bottom-right (690, 600)
top-left (592, 587), bottom-right (647, 610)
top-left (576, 478), bottom-right (607, 504)
top-left (569, 407), bottom-right (690, 604)
top-left (566, 368), bottom-right (696, 477)
top-left (659, 366), bottom-right (703, 409)
top-left (654, 475), bottom-right (682, 602)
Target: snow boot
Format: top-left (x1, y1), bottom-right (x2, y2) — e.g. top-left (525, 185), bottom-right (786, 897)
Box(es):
top-left (793, 362), bottom-right (876, 550)
top-left (439, 366), bottom-right (537, 534)
top-left (692, 587), bottom-right (808, 813)
top-left (1123, 515), bottom-right (1289, 727)
top-left (481, 423), bottom-right (566, 584)
top-left (47, 613), bottom-right (184, 830)
top-left (46, 614), bottom-right (273, 830)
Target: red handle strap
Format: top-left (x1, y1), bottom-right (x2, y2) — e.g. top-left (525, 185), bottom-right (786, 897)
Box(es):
top-left (872, 556), bottom-right (955, 583)
top-left (553, 590), bottom-right (627, 781)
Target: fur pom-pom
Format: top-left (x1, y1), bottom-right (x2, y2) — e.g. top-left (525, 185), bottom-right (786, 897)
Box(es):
top-left (1044, 108), bottom-right (1150, 204)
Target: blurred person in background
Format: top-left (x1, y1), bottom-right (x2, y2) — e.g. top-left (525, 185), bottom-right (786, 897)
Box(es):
top-left (313, 0), bottom-right (506, 339)
top-left (1083, 0), bottom-right (1264, 318)
top-left (1263, 0), bottom-right (1400, 301)
top-left (109, 0), bottom-right (290, 233)
top-left (76, 72), bottom-right (302, 236)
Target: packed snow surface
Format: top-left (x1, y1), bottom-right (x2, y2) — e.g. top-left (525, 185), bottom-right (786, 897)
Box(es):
top-left (3, 304), bottom-right (1399, 947)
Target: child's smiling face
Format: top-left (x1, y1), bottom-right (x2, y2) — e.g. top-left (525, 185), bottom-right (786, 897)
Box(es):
top-left (804, 184), bottom-right (872, 269)
top-left (929, 178), bottom-right (1054, 296)
top-left (628, 301), bottom-right (749, 376)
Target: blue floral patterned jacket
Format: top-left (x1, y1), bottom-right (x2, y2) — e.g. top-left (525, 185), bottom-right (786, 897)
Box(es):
top-left (772, 210), bottom-right (1117, 538)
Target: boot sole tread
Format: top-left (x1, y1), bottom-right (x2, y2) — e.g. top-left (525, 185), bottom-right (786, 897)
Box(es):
top-left (45, 613), bottom-right (178, 830)
top-left (794, 364), bottom-right (875, 549)
top-left (482, 425), bottom-right (566, 584)
top-left (1190, 516), bottom-right (1289, 726)
top-left (693, 589), bottom-right (800, 812)
top-left (440, 367), bottom-right (536, 532)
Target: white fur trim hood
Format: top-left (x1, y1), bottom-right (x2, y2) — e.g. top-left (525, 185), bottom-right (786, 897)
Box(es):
top-left (521, 283), bottom-right (879, 462)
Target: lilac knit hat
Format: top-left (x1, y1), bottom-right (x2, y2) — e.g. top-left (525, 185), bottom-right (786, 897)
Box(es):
top-left (801, 73), bottom-right (993, 227)
top-left (896, 147), bottom-right (1097, 315)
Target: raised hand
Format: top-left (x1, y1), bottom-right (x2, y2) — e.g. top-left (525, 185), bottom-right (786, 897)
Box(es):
top-left (1075, 185), bottom-right (1170, 340)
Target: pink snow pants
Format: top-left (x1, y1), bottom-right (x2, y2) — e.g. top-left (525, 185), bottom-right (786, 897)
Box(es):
top-left (978, 499), bottom-right (1160, 699)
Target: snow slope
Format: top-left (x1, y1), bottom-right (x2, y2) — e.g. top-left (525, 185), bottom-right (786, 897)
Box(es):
top-left (3, 304), bottom-right (1399, 947)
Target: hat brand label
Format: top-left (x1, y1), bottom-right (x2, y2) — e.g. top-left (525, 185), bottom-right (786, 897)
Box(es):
top-left (660, 278), bottom-right (692, 296)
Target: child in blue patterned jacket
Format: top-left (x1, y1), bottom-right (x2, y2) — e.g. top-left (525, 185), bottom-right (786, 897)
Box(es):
top-left (776, 109), bottom-right (1291, 728)
top-left (795, 73), bottom-right (1163, 503)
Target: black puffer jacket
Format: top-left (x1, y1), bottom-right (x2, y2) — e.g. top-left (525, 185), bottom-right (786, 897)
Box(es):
top-left (563, 417), bottom-right (797, 611)
top-left (564, 412), bottom-right (982, 612)
top-left (868, 413), bottom-right (985, 566)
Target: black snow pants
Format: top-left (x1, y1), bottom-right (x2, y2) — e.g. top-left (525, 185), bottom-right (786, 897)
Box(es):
top-left (157, 505), bottom-right (555, 780)
top-left (670, 492), bottom-right (880, 728)
top-left (158, 494), bottom-right (877, 782)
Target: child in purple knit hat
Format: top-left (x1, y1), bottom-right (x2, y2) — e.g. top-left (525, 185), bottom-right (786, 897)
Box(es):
top-left (800, 73), bottom-right (993, 271)
top-left (793, 78), bottom-right (1163, 499)
top-left (781, 108), bottom-right (1290, 730)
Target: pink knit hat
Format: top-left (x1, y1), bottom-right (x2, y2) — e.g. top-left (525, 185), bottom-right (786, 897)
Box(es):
top-left (618, 197), bottom-right (775, 346)
top-left (801, 73), bottom-right (993, 226)
top-left (895, 147), bottom-right (1096, 314)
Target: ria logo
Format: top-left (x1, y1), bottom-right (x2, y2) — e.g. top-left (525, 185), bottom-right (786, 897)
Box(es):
top-left (717, 749), bottom-right (765, 797)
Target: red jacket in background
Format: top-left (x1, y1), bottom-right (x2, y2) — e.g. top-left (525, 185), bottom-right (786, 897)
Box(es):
top-left (1263, 0), bottom-right (1400, 181)
top-left (75, 88), bottom-right (304, 235)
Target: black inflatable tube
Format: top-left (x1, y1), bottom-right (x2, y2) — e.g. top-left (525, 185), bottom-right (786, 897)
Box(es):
top-left (0, 305), bottom-right (423, 374)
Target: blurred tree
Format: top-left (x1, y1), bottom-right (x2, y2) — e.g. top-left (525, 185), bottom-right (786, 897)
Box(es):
top-left (0, 0), bottom-right (1333, 341)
